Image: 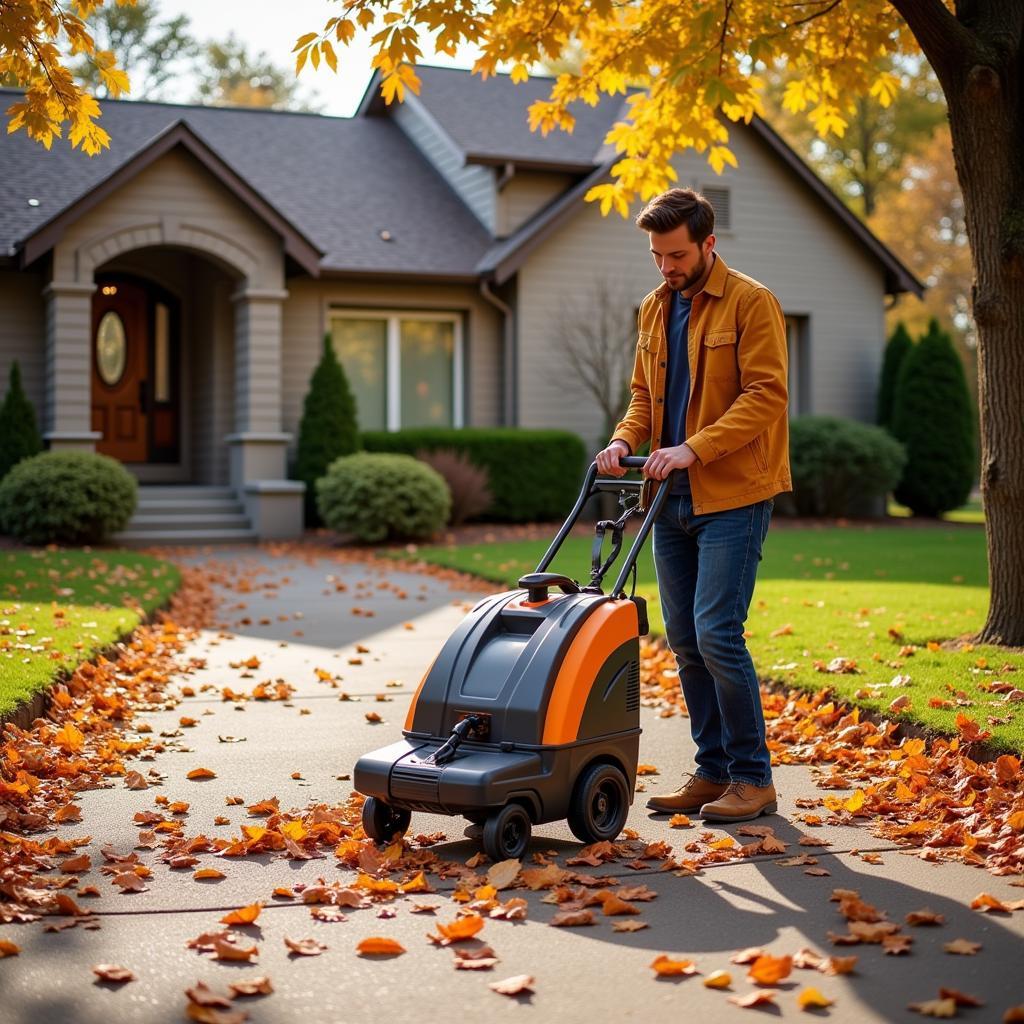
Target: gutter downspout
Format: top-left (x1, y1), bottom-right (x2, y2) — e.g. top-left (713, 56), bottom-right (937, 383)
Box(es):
top-left (479, 279), bottom-right (515, 428)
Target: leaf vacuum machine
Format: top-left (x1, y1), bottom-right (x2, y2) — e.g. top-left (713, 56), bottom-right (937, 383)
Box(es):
top-left (354, 456), bottom-right (673, 861)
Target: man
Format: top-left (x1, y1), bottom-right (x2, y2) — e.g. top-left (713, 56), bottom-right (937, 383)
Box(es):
top-left (596, 188), bottom-right (791, 823)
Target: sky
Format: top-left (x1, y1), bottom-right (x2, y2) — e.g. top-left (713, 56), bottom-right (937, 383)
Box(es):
top-left (158, 0), bottom-right (482, 117)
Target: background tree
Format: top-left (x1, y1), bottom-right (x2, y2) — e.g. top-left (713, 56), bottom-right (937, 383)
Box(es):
top-left (194, 34), bottom-right (320, 111)
top-left (877, 322), bottom-right (913, 434)
top-left (555, 279), bottom-right (637, 446)
top-left (0, 362), bottom-right (43, 481)
top-left (293, 334), bottom-right (359, 526)
top-left (70, 0), bottom-right (197, 101)
top-left (760, 54), bottom-right (946, 218)
top-left (891, 319), bottom-right (975, 517)
top-left (868, 123), bottom-right (976, 399)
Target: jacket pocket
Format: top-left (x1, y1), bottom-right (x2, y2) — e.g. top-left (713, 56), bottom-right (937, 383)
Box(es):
top-left (637, 330), bottom-right (658, 352)
top-left (751, 434), bottom-right (769, 473)
top-left (703, 330), bottom-right (738, 381)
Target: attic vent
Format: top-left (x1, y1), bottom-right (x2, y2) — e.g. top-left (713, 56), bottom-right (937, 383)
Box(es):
top-left (702, 187), bottom-right (731, 231)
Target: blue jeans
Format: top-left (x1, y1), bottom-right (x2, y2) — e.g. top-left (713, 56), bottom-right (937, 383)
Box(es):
top-left (653, 494), bottom-right (774, 787)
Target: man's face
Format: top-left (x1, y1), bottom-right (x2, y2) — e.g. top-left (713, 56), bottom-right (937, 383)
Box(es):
top-left (649, 224), bottom-right (715, 291)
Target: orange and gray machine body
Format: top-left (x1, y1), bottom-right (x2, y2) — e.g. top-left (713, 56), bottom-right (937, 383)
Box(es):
top-left (354, 457), bottom-right (672, 826)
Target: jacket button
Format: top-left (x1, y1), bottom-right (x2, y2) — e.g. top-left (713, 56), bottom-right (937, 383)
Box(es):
top-left (656, 397), bottom-right (663, 404)
top-left (660, 361), bottom-right (666, 368)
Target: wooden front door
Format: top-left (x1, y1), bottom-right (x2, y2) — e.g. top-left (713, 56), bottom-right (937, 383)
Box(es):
top-left (91, 278), bottom-right (149, 462)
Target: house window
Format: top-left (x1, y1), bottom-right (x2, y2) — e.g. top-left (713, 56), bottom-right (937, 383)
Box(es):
top-left (785, 315), bottom-right (809, 417)
top-left (701, 187), bottom-right (731, 231)
top-left (329, 310), bottom-right (463, 431)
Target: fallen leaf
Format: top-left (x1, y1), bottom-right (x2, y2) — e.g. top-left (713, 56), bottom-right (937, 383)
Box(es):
top-left (186, 768), bottom-right (217, 780)
top-left (730, 947), bottom-right (766, 964)
top-left (221, 904), bottom-right (261, 926)
top-left (549, 909), bottom-right (595, 928)
top-left (612, 920), bottom-right (648, 932)
top-left (194, 869), bottom-right (225, 881)
top-left (906, 909), bottom-right (945, 926)
top-left (650, 955), bottom-right (699, 976)
top-left (938, 988), bottom-right (984, 1008)
top-left (728, 989), bottom-right (778, 1007)
top-left (356, 937), bottom-right (405, 956)
top-left (284, 936), bottom-right (326, 956)
top-left (211, 939), bottom-right (258, 962)
top-left (92, 964), bottom-right (135, 983)
top-left (488, 974), bottom-right (534, 996)
top-left (431, 914), bottom-right (485, 943)
top-left (908, 997), bottom-right (957, 1017)
top-left (797, 987), bottom-right (834, 1009)
top-left (943, 938), bottom-right (981, 955)
top-left (703, 970), bottom-right (732, 989)
top-left (748, 954), bottom-right (792, 985)
top-left (486, 859), bottom-right (521, 890)
top-left (818, 955), bottom-right (858, 976)
top-left (452, 945), bottom-right (499, 970)
top-left (668, 814), bottom-right (692, 828)
top-left (602, 895), bottom-right (640, 916)
top-left (228, 977), bottom-right (274, 997)
top-left (185, 981), bottom-right (234, 1008)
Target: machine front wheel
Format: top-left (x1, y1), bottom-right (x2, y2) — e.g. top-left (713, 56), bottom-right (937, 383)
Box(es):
top-left (567, 762), bottom-right (629, 844)
top-left (361, 797), bottom-right (411, 843)
top-left (482, 803), bottom-right (532, 860)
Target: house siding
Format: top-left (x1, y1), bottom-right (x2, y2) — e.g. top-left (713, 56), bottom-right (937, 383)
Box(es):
top-left (0, 269), bottom-right (46, 429)
top-left (280, 278), bottom-right (503, 465)
top-left (497, 171), bottom-right (575, 238)
top-left (391, 96), bottom-right (496, 232)
top-left (516, 122), bottom-right (886, 450)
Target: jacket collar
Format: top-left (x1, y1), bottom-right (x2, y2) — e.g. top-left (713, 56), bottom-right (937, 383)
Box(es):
top-left (654, 250), bottom-right (728, 302)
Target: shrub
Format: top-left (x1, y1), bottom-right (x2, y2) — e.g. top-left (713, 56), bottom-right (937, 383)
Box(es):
top-left (0, 361), bottom-right (43, 480)
top-left (292, 334), bottom-right (359, 525)
top-left (362, 428), bottom-right (586, 521)
top-left (415, 448), bottom-right (493, 525)
top-left (891, 319), bottom-right (976, 516)
top-left (876, 322), bottom-right (913, 433)
top-left (788, 416), bottom-right (906, 517)
top-left (316, 452), bottom-right (450, 542)
top-left (0, 451), bottom-right (137, 545)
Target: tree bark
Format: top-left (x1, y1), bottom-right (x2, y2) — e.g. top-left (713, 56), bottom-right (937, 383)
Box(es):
top-left (891, 0), bottom-right (1024, 644)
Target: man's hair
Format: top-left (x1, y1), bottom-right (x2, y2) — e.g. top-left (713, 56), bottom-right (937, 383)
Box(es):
top-left (635, 188), bottom-right (715, 243)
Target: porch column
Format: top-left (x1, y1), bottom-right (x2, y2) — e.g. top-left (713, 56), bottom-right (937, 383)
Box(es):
top-left (41, 280), bottom-right (102, 451)
top-left (225, 285), bottom-right (304, 539)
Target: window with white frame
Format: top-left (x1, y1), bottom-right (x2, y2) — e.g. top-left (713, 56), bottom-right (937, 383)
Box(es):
top-left (329, 310), bottom-right (464, 431)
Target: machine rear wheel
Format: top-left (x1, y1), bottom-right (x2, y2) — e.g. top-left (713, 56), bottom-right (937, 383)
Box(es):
top-left (482, 803), bottom-right (531, 861)
top-left (362, 797), bottom-right (411, 843)
top-left (567, 762), bottom-right (629, 844)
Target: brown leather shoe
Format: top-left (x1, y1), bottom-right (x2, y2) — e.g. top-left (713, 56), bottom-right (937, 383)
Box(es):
top-left (646, 774), bottom-right (729, 814)
top-left (700, 781), bottom-right (778, 823)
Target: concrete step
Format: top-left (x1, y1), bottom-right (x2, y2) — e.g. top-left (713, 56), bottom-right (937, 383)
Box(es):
top-left (127, 512), bottom-right (252, 530)
top-left (111, 527), bottom-right (259, 545)
top-left (136, 486), bottom-right (237, 500)
top-left (135, 498), bottom-right (246, 515)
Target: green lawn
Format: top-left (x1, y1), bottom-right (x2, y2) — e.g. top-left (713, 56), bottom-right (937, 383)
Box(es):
top-left (0, 550), bottom-right (181, 717)
top-left (394, 521), bottom-right (1024, 753)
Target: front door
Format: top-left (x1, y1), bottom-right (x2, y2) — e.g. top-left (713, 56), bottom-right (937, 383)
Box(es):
top-left (91, 277), bottom-right (149, 462)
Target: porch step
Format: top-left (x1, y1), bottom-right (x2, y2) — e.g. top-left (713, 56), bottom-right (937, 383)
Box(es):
top-left (113, 485), bottom-right (257, 546)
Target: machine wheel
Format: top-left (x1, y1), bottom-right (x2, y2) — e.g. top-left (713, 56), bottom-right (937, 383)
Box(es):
top-left (482, 803), bottom-right (532, 861)
top-left (567, 762), bottom-right (629, 844)
top-left (361, 797), bottom-right (411, 843)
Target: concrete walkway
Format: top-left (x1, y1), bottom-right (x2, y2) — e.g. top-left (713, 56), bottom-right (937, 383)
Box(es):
top-left (2, 546), bottom-right (1022, 1023)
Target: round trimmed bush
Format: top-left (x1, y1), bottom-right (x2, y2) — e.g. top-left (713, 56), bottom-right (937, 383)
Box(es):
top-left (0, 451), bottom-right (137, 544)
top-left (316, 452), bottom-right (451, 542)
top-left (789, 416), bottom-right (906, 517)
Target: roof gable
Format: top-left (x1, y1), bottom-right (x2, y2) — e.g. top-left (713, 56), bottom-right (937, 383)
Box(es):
top-left (17, 119), bottom-right (322, 275)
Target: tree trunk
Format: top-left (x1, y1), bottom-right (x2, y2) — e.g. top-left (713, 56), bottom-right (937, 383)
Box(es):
top-left (939, 10), bottom-right (1024, 645)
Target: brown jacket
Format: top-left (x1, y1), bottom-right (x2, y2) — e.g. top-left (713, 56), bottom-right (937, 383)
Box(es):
top-left (612, 253), bottom-right (792, 514)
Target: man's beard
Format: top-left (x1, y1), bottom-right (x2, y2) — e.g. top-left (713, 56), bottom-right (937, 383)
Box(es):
top-left (674, 252), bottom-right (708, 292)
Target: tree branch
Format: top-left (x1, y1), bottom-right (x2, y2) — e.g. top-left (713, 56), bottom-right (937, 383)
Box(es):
top-left (887, 0), bottom-right (977, 82)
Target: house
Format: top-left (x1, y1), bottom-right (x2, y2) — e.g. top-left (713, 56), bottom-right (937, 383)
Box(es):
top-left (0, 66), bottom-right (922, 542)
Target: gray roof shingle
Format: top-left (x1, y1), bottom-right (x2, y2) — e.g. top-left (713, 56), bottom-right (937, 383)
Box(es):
top-left (360, 65), bottom-right (624, 168)
top-left (0, 91), bottom-right (492, 276)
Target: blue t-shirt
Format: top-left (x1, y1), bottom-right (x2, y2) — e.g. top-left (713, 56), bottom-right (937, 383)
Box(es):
top-left (664, 289), bottom-right (692, 495)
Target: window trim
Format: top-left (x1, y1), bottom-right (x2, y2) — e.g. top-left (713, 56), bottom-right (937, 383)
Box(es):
top-left (328, 307), bottom-right (464, 430)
